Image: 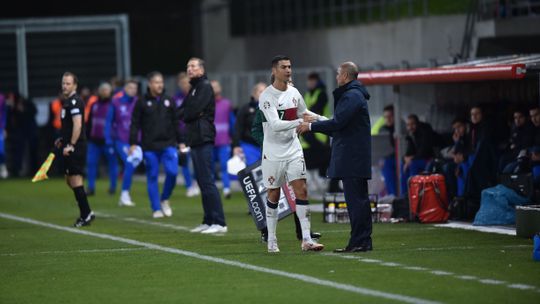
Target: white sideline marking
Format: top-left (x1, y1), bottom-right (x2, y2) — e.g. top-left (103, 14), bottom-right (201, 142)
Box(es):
top-left (95, 212), bottom-right (191, 231)
top-left (434, 222), bottom-right (516, 236)
top-left (0, 212), bottom-right (440, 304)
top-left (0, 247), bottom-right (148, 256)
top-left (325, 253), bottom-right (540, 293)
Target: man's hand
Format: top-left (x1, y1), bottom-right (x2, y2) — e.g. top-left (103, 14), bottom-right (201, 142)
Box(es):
top-left (296, 122), bottom-right (310, 135)
top-left (63, 144), bottom-right (75, 156)
top-left (54, 138), bottom-right (63, 149)
top-left (233, 146), bottom-right (243, 156)
top-left (303, 113), bottom-right (317, 123)
top-left (179, 143), bottom-right (189, 153)
top-left (129, 145), bottom-right (137, 156)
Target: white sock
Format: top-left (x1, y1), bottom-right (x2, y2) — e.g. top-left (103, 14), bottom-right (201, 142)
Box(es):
top-left (266, 201), bottom-right (279, 241)
top-left (296, 204), bottom-right (312, 242)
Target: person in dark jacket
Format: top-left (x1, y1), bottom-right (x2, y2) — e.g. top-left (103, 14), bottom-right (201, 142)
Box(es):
top-left (400, 114), bottom-right (434, 195)
top-left (298, 61), bottom-right (372, 252)
top-left (233, 82), bottom-right (266, 166)
top-left (179, 57), bottom-right (227, 234)
top-left (499, 109), bottom-right (534, 171)
top-left (129, 71), bottom-right (181, 218)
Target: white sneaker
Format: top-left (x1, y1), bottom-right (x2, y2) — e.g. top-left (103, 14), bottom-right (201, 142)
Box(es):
top-left (223, 188), bottom-right (231, 199)
top-left (301, 239), bottom-right (325, 252)
top-left (161, 200), bottom-right (172, 217)
top-left (267, 238), bottom-right (280, 253)
top-left (118, 191), bottom-right (135, 207)
top-left (190, 224), bottom-right (210, 233)
top-left (152, 210), bottom-right (164, 218)
top-left (186, 186), bottom-right (200, 197)
top-left (201, 224), bottom-right (228, 234)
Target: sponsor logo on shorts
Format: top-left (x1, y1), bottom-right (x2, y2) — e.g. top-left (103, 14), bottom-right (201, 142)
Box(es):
top-left (268, 176), bottom-right (275, 185)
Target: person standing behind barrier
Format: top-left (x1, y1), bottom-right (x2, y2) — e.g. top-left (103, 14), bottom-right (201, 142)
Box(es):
top-left (105, 80), bottom-right (141, 207)
top-left (129, 72), bottom-right (181, 218)
top-left (233, 82), bottom-right (266, 166)
top-left (86, 82), bottom-right (118, 196)
top-left (210, 80), bottom-right (234, 199)
top-left (173, 72), bottom-right (200, 198)
top-left (180, 58), bottom-right (227, 234)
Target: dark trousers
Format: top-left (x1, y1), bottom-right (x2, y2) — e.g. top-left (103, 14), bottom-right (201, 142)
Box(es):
top-left (191, 143), bottom-right (226, 226)
top-left (342, 177), bottom-right (372, 248)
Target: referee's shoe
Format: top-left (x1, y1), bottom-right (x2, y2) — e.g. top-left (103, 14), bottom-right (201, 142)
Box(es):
top-left (74, 212), bottom-right (95, 227)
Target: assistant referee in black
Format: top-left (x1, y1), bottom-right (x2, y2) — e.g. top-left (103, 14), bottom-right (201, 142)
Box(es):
top-left (54, 72), bottom-right (94, 227)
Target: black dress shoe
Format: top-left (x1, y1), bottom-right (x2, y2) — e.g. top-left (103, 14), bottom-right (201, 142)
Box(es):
top-left (333, 245), bottom-right (372, 253)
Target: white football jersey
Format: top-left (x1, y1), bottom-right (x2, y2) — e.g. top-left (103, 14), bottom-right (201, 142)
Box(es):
top-left (259, 85), bottom-right (306, 161)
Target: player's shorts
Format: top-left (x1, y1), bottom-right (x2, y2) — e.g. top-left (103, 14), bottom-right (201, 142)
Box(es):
top-left (261, 156), bottom-right (306, 189)
top-left (63, 142), bottom-right (87, 176)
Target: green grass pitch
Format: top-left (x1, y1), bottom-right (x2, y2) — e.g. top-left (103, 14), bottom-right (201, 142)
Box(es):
top-left (0, 178), bottom-right (539, 303)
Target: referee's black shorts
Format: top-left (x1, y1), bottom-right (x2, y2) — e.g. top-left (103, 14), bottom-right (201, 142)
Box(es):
top-left (63, 143), bottom-right (87, 176)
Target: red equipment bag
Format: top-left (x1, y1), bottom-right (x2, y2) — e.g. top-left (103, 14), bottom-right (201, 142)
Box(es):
top-left (408, 174), bottom-right (449, 223)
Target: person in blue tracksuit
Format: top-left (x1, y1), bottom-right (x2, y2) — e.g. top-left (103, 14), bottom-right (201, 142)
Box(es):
top-left (129, 72), bottom-right (181, 218)
top-left (86, 83), bottom-right (117, 195)
top-left (105, 80), bottom-right (140, 206)
top-left (0, 93), bottom-right (7, 178)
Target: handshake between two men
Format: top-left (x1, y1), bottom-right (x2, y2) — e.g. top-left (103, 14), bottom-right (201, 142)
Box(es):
top-left (296, 112), bottom-right (324, 135)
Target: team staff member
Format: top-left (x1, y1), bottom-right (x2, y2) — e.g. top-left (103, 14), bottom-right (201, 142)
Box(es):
top-left (86, 82), bottom-right (117, 196)
top-left (54, 72), bottom-right (94, 227)
top-left (105, 80), bottom-right (140, 207)
top-left (180, 57), bottom-right (227, 234)
top-left (129, 72), bottom-right (181, 218)
top-left (298, 62), bottom-right (373, 252)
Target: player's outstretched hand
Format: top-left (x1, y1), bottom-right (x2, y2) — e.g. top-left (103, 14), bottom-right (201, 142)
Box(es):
top-left (296, 122), bottom-right (310, 135)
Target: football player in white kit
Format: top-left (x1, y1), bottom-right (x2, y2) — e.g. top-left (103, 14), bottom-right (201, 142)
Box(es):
top-left (259, 55), bottom-right (327, 253)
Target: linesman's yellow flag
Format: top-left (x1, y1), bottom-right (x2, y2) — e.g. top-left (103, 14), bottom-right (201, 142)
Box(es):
top-left (32, 153), bottom-right (56, 183)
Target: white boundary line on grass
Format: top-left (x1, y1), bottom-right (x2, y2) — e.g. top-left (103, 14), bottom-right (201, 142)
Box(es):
top-left (0, 247), bottom-right (149, 256)
top-left (324, 253), bottom-right (540, 293)
top-left (434, 222), bottom-right (516, 236)
top-left (0, 212), bottom-right (439, 304)
top-left (95, 212), bottom-right (191, 231)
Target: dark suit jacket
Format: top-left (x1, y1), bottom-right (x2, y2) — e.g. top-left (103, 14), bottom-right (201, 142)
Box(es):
top-left (311, 80), bottom-right (371, 179)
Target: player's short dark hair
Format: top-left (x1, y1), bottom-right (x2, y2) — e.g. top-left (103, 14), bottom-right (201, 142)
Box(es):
top-left (307, 72), bottom-right (320, 81)
top-left (383, 104), bottom-right (394, 112)
top-left (529, 105), bottom-right (540, 112)
top-left (407, 114), bottom-right (420, 123)
top-left (125, 79), bottom-right (138, 86)
top-left (271, 55), bottom-right (290, 68)
top-left (147, 71), bottom-right (163, 81)
top-left (63, 71), bottom-right (78, 85)
top-left (189, 57), bottom-right (205, 69)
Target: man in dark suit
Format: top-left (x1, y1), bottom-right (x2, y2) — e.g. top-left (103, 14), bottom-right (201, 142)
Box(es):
top-left (297, 61), bottom-right (372, 252)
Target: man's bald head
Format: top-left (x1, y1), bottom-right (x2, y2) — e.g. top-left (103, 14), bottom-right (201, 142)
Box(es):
top-left (336, 61), bottom-right (359, 86)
